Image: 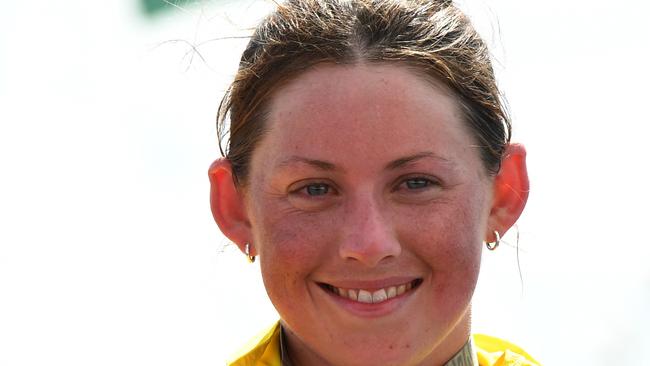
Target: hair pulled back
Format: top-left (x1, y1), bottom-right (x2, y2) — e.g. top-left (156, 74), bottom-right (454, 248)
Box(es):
top-left (218, 0), bottom-right (510, 185)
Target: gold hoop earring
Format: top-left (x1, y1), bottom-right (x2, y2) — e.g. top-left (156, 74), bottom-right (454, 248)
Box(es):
top-left (245, 243), bottom-right (256, 263)
top-left (485, 231), bottom-right (500, 251)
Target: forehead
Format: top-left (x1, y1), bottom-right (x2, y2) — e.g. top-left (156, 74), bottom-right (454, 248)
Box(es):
top-left (269, 63), bottom-right (459, 126)
top-left (255, 63), bottom-right (479, 171)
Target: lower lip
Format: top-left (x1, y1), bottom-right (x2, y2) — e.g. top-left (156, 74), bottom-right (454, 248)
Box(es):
top-left (319, 284), bottom-right (418, 318)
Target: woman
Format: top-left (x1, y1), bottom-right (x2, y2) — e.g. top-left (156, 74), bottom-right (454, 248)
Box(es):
top-left (209, 0), bottom-right (538, 364)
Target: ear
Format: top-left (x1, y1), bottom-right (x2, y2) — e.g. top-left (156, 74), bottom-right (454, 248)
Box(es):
top-left (486, 143), bottom-right (530, 241)
top-left (208, 158), bottom-right (254, 256)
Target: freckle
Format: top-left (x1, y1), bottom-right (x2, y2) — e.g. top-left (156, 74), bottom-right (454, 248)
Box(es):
top-left (405, 344), bottom-right (410, 349)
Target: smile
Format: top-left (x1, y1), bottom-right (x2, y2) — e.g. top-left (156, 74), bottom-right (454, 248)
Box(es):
top-left (319, 279), bottom-right (423, 304)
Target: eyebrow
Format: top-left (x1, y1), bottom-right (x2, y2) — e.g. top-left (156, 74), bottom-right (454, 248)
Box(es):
top-left (276, 156), bottom-right (338, 171)
top-left (277, 152), bottom-right (452, 172)
top-left (384, 152), bottom-right (453, 170)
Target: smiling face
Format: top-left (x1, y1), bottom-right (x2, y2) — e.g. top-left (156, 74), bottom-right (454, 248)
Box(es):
top-left (242, 64), bottom-right (494, 365)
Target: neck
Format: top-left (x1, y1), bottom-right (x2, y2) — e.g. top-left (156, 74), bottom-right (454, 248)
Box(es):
top-left (281, 307), bottom-right (473, 366)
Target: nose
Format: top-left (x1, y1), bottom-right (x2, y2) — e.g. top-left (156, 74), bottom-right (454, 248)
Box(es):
top-left (338, 192), bottom-right (401, 267)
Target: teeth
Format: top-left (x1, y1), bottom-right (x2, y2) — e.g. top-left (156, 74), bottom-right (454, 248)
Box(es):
top-left (372, 289), bottom-right (387, 303)
top-left (329, 281), bottom-right (418, 304)
top-left (358, 290), bottom-right (372, 303)
top-left (397, 284), bottom-right (406, 295)
top-left (348, 289), bottom-right (358, 301)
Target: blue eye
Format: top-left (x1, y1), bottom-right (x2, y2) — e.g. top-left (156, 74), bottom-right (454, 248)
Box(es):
top-left (288, 181), bottom-right (338, 211)
top-left (305, 183), bottom-right (330, 196)
top-left (404, 178), bottom-right (432, 189)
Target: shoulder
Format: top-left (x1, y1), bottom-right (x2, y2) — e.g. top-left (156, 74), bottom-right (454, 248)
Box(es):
top-left (226, 322), bottom-right (282, 366)
top-left (473, 334), bottom-right (541, 366)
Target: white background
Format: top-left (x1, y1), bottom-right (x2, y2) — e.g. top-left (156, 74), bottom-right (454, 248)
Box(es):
top-left (1, 0), bottom-right (649, 364)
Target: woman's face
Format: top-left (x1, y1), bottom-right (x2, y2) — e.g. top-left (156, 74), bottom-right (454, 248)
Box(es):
top-left (243, 64), bottom-right (494, 365)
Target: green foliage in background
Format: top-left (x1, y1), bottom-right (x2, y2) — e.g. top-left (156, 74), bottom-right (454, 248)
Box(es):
top-left (141, 0), bottom-right (201, 16)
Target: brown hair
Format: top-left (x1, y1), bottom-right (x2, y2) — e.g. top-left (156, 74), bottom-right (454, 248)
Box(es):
top-left (217, 0), bottom-right (510, 185)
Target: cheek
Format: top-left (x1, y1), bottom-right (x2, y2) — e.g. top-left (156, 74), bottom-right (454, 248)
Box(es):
top-left (399, 187), bottom-right (488, 282)
top-left (256, 210), bottom-right (336, 262)
top-left (254, 208), bottom-right (343, 319)
top-left (249, 197), bottom-right (340, 291)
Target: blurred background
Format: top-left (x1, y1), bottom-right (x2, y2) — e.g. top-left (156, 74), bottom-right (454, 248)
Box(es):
top-left (1, 0), bottom-right (649, 364)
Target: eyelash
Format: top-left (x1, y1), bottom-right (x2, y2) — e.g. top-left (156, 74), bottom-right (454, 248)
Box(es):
top-left (290, 181), bottom-right (338, 197)
top-left (286, 175), bottom-right (441, 211)
top-left (394, 175), bottom-right (440, 192)
top-left (290, 175), bottom-right (439, 197)
top-left (304, 183), bottom-right (331, 196)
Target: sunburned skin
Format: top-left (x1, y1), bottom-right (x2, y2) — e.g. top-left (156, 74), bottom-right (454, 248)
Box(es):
top-left (209, 62), bottom-right (529, 366)
top-left (245, 64), bottom-right (490, 366)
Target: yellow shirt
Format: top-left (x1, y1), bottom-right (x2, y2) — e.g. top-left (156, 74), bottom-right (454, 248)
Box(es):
top-left (227, 322), bottom-right (541, 366)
